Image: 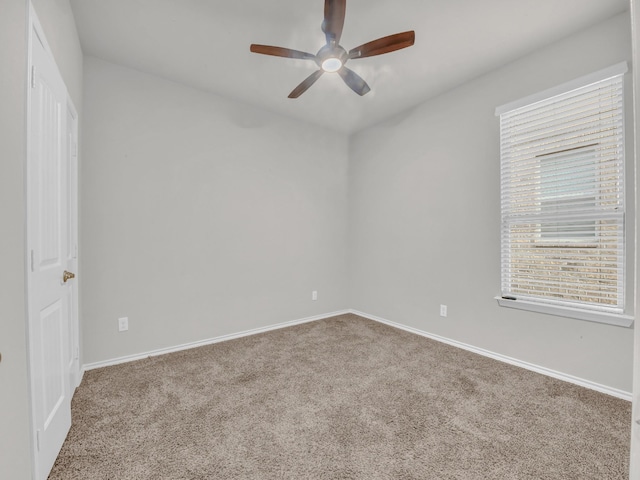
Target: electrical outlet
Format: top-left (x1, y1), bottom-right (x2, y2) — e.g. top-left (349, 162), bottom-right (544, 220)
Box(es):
top-left (439, 305), bottom-right (448, 317)
top-left (312, 290), bottom-right (318, 301)
top-left (118, 317), bottom-right (129, 332)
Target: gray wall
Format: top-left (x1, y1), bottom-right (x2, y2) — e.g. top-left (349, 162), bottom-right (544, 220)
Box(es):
top-left (81, 57), bottom-right (349, 364)
top-left (348, 13), bottom-right (635, 393)
top-left (0, 2), bottom-right (32, 478)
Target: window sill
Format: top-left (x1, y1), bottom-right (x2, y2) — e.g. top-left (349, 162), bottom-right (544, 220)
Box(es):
top-left (495, 296), bottom-right (634, 327)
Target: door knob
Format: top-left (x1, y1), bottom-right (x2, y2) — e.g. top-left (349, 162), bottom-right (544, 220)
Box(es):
top-left (62, 270), bottom-right (76, 283)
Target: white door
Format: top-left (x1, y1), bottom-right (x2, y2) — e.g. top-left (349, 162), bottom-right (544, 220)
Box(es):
top-left (27, 14), bottom-right (76, 480)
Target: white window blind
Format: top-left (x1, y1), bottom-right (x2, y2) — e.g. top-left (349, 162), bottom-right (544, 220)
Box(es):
top-left (498, 71), bottom-right (625, 314)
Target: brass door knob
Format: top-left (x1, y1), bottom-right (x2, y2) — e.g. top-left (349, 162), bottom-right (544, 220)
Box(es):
top-left (62, 270), bottom-right (76, 283)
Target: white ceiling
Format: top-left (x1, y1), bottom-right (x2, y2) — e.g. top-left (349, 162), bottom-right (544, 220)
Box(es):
top-left (69, 0), bottom-right (628, 134)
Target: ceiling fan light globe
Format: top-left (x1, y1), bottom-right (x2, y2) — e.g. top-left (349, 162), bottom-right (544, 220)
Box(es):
top-left (321, 57), bottom-right (343, 73)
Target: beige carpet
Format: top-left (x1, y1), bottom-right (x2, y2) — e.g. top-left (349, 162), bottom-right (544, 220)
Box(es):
top-left (50, 314), bottom-right (631, 479)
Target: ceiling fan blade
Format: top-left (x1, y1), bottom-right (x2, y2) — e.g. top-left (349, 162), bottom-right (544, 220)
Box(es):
top-left (250, 44), bottom-right (316, 60)
top-left (337, 67), bottom-right (370, 96)
top-left (348, 31), bottom-right (415, 59)
top-left (288, 70), bottom-right (324, 98)
top-left (322, 0), bottom-right (346, 45)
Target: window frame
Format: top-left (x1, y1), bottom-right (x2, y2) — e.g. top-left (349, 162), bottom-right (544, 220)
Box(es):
top-left (495, 62), bottom-right (632, 327)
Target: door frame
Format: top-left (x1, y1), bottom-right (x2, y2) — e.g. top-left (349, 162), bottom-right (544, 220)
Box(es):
top-left (630, 0), bottom-right (639, 477)
top-left (25, 4), bottom-right (81, 478)
top-left (65, 97), bottom-right (81, 393)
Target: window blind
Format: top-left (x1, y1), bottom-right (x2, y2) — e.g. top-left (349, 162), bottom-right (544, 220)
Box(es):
top-left (499, 73), bottom-right (625, 313)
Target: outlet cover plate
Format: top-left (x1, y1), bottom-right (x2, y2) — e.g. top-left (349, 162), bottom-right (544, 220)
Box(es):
top-left (118, 317), bottom-right (129, 332)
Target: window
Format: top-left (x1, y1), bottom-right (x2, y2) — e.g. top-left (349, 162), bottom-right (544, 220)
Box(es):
top-left (496, 63), bottom-right (629, 325)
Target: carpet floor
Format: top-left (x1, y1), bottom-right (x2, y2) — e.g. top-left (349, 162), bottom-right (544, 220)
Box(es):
top-left (50, 314), bottom-right (631, 479)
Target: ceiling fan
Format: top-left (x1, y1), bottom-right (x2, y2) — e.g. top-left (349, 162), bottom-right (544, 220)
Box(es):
top-left (249, 0), bottom-right (415, 98)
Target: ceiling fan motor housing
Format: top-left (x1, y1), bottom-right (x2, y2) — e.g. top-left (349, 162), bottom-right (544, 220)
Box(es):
top-left (316, 44), bottom-right (348, 71)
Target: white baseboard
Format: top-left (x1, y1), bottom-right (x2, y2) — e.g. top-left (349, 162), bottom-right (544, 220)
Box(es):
top-left (83, 310), bottom-right (350, 371)
top-left (350, 309), bottom-right (632, 402)
top-left (82, 308), bottom-right (631, 402)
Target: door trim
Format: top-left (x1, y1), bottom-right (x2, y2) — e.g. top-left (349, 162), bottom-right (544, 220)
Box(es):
top-left (65, 97), bottom-right (80, 392)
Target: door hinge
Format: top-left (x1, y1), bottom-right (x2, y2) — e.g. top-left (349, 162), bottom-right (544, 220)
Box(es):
top-left (36, 430), bottom-right (41, 451)
top-left (30, 250), bottom-right (35, 272)
top-left (31, 65), bottom-right (36, 89)
top-left (75, 346), bottom-right (79, 361)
